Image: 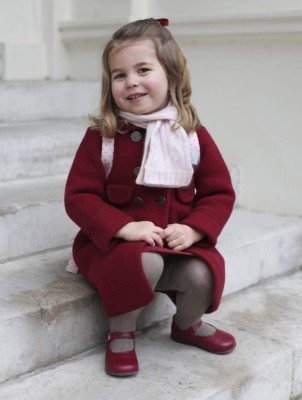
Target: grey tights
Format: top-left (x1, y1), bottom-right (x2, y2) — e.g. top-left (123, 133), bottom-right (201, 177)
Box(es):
top-left (109, 252), bottom-right (164, 352)
top-left (156, 254), bottom-right (215, 336)
top-left (109, 252), bottom-right (214, 352)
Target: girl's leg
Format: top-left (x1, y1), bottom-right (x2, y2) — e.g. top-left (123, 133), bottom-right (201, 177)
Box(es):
top-left (109, 252), bottom-right (164, 352)
top-left (156, 255), bottom-right (236, 353)
top-left (156, 255), bottom-right (215, 336)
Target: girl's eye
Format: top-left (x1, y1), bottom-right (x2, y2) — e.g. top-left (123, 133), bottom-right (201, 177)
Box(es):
top-left (138, 68), bottom-right (150, 74)
top-left (113, 73), bottom-right (126, 80)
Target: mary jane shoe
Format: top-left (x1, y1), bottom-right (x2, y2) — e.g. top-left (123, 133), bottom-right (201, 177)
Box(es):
top-left (105, 331), bottom-right (139, 377)
top-left (171, 317), bottom-right (236, 354)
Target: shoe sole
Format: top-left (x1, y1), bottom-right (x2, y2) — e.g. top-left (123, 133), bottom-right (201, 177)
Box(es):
top-left (171, 335), bottom-right (236, 355)
top-left (105, 368), bottom-right (138, 377)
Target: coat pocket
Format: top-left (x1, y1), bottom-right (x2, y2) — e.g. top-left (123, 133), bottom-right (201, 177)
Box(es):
top-left (176, 183), bottom-right (195, 204)
top-left (106, 184), bottom-right (134, 206)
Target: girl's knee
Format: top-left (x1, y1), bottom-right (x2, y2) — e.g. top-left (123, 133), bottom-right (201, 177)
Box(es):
top-left (181, 258), bottom-right (214, 292)
top-left (141, 252), bottom-right (164, 287)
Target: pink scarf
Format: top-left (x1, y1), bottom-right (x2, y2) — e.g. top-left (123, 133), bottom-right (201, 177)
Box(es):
top-left (119, 105), bottom-right (194, 188)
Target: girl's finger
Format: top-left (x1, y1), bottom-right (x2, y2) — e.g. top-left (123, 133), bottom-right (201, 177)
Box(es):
top-left (153, 233), bottom-right (164, 247)
top-left (173, 244), bottom-right (186, 251)
top-left (141, 234), bottom-right (156, 246)
top-left (142, 233), bottom-right (163, 247)
top-left (167, 237), bottom-right (182, 249)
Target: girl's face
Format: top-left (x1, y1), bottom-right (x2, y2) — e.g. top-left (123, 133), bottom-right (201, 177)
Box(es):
top-left (108, 39), bottom-right (169, 115)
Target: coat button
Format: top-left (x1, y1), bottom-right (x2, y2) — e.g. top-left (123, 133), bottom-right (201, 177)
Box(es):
top-left (133, 197), bottom-right (144, 207)
top-left (131, 131), bottom-right (142, 142)
top-left (156, 195), bottom-right (166, 205)
top-left (133, 166), bottom-right (141, 176)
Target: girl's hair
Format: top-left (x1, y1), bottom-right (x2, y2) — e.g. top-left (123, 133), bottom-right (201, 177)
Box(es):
top-left (90, 18), bottom-right (201, 137)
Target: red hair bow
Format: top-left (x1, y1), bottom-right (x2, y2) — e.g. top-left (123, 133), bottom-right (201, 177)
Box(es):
top-left (156, 18), bottom-right (169, 27)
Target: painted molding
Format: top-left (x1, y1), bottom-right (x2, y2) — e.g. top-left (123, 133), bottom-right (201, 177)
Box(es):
top-left (0, 44), bottom-right (4, 80)
top-left (59, 11), bottom-right (302, 44)
top-left (170, 11), bottom-right (302, 42)
top-left (59, 20), bottom-right (127, 42)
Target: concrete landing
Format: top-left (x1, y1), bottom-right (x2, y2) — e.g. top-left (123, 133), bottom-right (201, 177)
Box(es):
top-left (211, 269), bottom-right (302, 398)
top-left (0, 318), bottom-right (293, 400)
top-left (0, 270), bottom-right (301, 399)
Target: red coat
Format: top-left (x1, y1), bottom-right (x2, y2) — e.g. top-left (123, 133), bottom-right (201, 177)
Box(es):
top-left (65, 125), bottom-right (235, 317)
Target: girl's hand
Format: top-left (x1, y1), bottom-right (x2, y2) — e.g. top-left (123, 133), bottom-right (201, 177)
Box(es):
top-left (160, 224), bottom-right (204, 251)
top-left (114, 221), bottom-right (164, 247)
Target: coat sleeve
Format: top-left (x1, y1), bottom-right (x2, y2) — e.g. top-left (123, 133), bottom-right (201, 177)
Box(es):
top-left (180, 126), bottom-right (235, 246)
top-left (64, 128), bottom-right (134, 253)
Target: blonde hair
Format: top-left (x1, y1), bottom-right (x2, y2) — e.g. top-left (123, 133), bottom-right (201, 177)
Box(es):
top-left (90, 18), bottom-right (201, 137)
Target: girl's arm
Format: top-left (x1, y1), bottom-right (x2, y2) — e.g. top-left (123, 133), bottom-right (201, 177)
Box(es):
top-left (65, 128), bottom-right (135, 253)
top-left (179, 126), bottom-right (236, 247)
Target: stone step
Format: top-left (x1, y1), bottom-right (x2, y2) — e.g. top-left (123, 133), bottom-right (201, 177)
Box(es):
top-left (0, 168), bottom-right (241, 262)
top-left (0, 209), bottom-right (301, 383)
top-left (0, 81), bottom-right (99, 123)
top-left (0, 175), bottom-right (77, 263)
top-left (220, 208), bottom-right (302, 295)
top-left (0, 163), bottom-right (300, 270)
top-left (0, 119), bottom-right (87, 182)
top-left (1, 270), bottom-right (301, 399)
top-left (0, 248), bottom-right (174, 383)
top-left (0, 117), bottom-right (241, 189)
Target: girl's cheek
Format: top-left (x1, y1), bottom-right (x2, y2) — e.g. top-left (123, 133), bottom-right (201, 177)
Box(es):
top-left (111, 84), bottom-right (120, 99)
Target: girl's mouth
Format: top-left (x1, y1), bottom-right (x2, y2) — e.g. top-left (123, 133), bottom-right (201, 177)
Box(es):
top-left (127, 93), bottom-right (147, 100)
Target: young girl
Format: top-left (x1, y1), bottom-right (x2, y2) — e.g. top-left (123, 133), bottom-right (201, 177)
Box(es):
top-left (65, 18), bottom-right (236, 377)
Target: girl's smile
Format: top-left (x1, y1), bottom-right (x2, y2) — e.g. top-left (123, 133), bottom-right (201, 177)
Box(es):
top-left (109, 40), bottom-right (169, 115)
top-left (127, 93), bottom-right (147, 101)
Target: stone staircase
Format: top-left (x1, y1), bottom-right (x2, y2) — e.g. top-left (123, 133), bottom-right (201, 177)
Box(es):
top-left (0, 81), bottom-right (301, 400)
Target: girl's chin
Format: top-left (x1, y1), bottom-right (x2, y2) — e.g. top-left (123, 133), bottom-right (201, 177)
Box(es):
top-left (119, 103), bottom-right (169, 116)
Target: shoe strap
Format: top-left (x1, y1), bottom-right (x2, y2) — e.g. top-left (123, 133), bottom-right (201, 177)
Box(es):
top-left (173, 317), bottom-right (202, 334)
top-left (187, 320), bottom-right (203, 334)
top-left (107, 331), bottom-right (135, 342)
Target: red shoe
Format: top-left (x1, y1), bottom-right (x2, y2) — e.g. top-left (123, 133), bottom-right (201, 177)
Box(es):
top-left (105, 331), bottom-right (139, 377)
top-left (171, 318), bottom-right (236, 354)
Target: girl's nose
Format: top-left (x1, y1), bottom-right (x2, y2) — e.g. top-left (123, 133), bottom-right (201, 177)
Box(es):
top-left (126, 74), bottom-right (139, 88)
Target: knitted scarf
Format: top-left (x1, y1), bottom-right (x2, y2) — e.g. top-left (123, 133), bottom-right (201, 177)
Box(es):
top-left (119, 105), bottom-right (194, 188)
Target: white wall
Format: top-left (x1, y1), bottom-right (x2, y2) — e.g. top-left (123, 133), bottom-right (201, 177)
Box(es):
top-left (185, 39), bottom-right (302, 216)
top-left (0, 0), bottom-right (41, 42)
top-left (149, 0), bottom-right (302, 216)
top-left (0, 0), bottom-right (47, 79)
top-left (71, 0), bottom-right (131, 20)
top-left (149, 0), bottom-right (302, 17)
